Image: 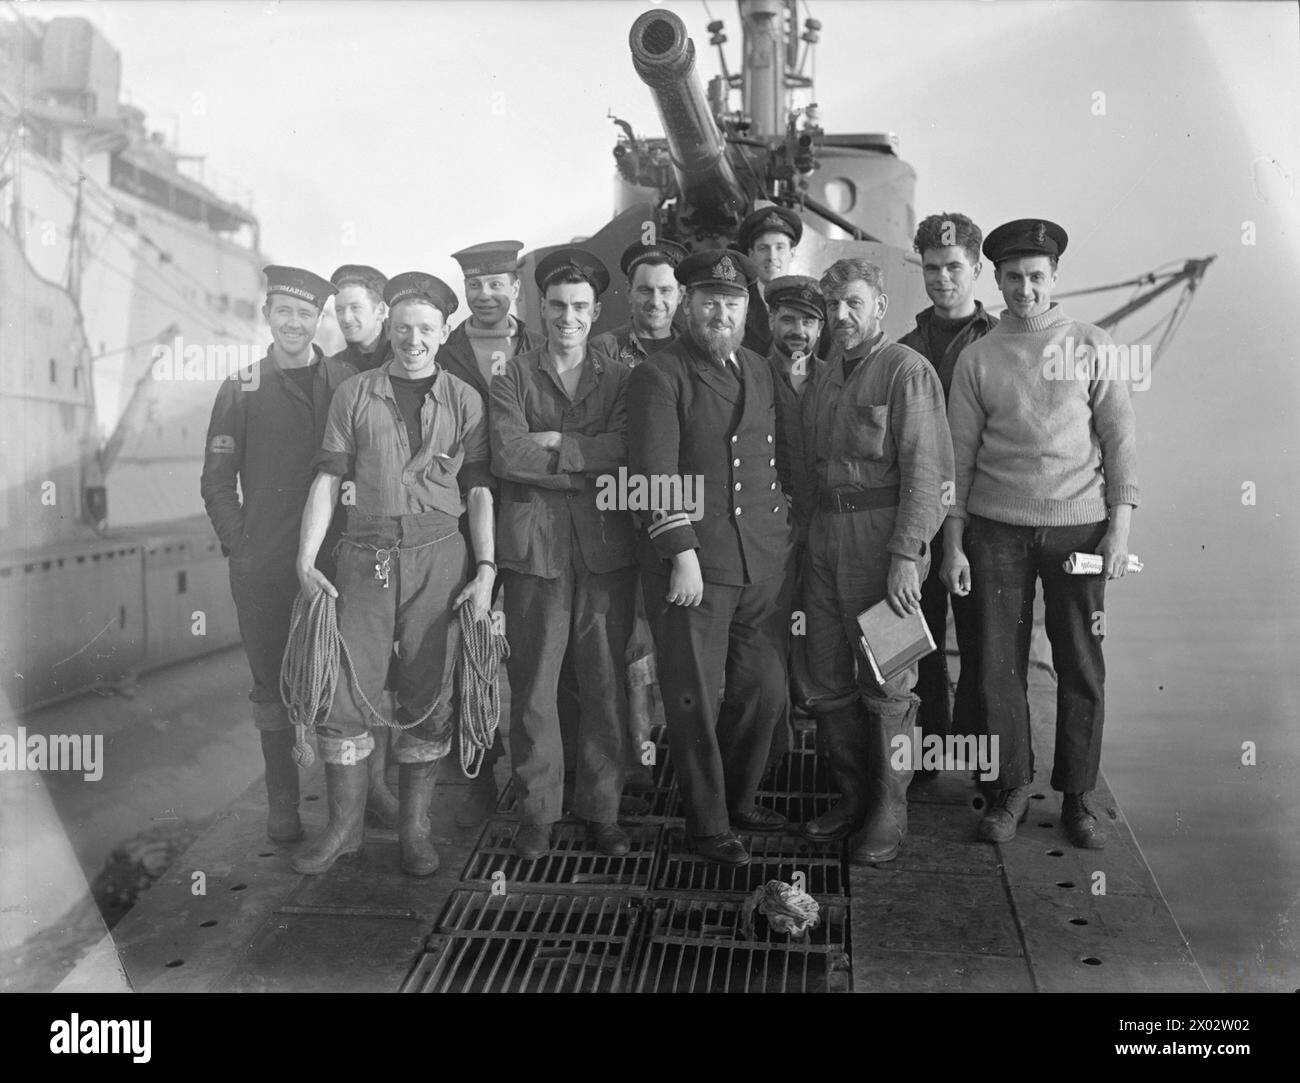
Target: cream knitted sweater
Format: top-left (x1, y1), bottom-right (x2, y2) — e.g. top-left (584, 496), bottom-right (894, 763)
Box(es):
top-left (946, 304), bottom-right (1139, 526)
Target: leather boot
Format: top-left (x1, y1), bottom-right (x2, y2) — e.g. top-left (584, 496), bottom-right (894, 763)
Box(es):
top-left (291, 761), bottom-right (368, 875)
top-left (260, 729), bottom-right (303, 843)
top-left (399, 761), bottom-right (441, 876)
top-left (849, 701), bottom-right (917, 865)
top-left (454, 767), bottom-right (498, 828)
top-left (366, 725), bottom-right (400, 829)
top-left (800, 703), bottom-right (870, 842)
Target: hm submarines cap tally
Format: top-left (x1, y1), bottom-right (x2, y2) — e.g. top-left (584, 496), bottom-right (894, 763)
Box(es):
top-left (675, 249), bottom-right (759, 296)
top-left (619, 238), bottom-right (688, 279)
top-left (263, 265), bottom-right (336, 309)
top-left (450, 240), bottom-right (525, 279)
top-left (382, 272), bottom-right (459, 320)
top-left (329, 264), bottom-right (388, 295)
top-left (534, 247), bottom-right (612, 297)
top-left (982, 219), bottom-right (1069, 264)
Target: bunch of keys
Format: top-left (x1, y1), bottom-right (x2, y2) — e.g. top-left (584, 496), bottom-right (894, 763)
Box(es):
top-left (374, 547), bottom-right (393, 589)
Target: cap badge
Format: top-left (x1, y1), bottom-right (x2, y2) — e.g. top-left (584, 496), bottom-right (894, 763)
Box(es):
top-left (713, 255), bottom-right (738, 282)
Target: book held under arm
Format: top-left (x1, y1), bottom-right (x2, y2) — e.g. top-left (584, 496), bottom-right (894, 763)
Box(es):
top-left (856, 599), bottom-right (937, 688)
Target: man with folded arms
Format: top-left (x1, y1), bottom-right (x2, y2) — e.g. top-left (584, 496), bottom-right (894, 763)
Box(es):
top-left (796, 258), bottom-right (952, 865)
top-left (941, 219), bottom-right (1138, 850)
top-left (491, 248), bottom-right (637, 860)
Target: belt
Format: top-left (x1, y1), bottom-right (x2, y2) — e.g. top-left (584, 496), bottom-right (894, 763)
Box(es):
top-left (818, 486), bottom-right (899, 514)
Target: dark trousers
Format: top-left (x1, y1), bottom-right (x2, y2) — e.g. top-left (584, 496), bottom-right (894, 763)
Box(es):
top-left (502, 556), bottom-right (635, 826)
top-left (643, 568), bottom-right (787, 837)
top-left (230, 560), bottom-right (297, 728)
top-left (915, 528), bottom-right (982, 739)
top-left (965, 514), bottom-right (1108, 793)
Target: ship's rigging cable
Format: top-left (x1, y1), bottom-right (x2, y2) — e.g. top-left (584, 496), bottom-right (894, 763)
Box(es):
top-left (279, 586), bottom-right (508, 775)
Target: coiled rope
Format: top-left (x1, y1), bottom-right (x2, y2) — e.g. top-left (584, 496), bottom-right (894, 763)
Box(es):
top-left (456, 605), bottom-right (510, 779)
top-left (279, 587), bottom-right (507, 771)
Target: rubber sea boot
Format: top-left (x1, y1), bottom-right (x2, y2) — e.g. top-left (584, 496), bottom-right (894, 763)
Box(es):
top-left (366, 724), bottom-right (400, 828)
top-left (800, 703), bottom-right (870, 843)
top-left (291, 762), bottom-right (368, 875)
top-left (260, 728), bottom-right (303, 843)
top-left (399, 761), bottom-right (441, 876)
top-left (849, 701), bottom-right (917, 865)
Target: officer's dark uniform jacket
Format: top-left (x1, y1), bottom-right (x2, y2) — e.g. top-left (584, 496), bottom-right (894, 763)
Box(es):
top-left (438, 316), bottom-right (543, 410)
top-left (897, 301), bottom-right (998, 399)
top-left (796, 334), bottom-right (953, 560)
top-left (490, 347), bottom-right (636, 579)
top-left (588, 323), bottom-right (680, 368)
top-left (627, 333), bottom-right (792, 586)
top-left (201, 345), bottom-right (357, 569)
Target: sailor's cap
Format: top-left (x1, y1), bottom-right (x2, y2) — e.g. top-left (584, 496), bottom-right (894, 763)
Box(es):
top-left (766, 274), bottom-right (826, 320)
top-left (737, 205), bottom-right (803, 252)
top-left (263, 265), bottom-right (336, 309)
top-left (983, 219), bottom-right (1069, 264)
top-left (535, 246), bottom-right (612, 297)
top-left (450, 240), bottom-right (525, 279)
top-left (619, 238), bottom-right (688, 279)
top-left (382, 272), bottom-right (459, 320)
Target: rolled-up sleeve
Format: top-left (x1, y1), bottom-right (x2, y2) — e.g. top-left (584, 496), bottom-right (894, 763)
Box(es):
top-left (890, 362), bottom-right (954, 559)
top-left (458, 388), bottom-right (493, 493)
top-left (313, 377), bottom-right (357, 477)
top-left (627, 361), bottom-right (699, 559)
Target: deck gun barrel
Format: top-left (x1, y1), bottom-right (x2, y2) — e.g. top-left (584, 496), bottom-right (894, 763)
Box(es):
top-left (629, 9), bottom-right (747, 235)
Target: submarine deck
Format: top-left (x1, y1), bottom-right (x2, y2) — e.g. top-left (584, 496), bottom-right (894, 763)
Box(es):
top-left (102, 647), bottom-right (1207, 994)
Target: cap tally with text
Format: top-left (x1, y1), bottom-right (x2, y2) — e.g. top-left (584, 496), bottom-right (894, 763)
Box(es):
top-left (534, 246), bottom-right (612, 297)
top-left (737, 204), bottom-right (803, 253)
top-left (263, 265), bottom-right (336, 309)
top-left (330, 264), bottom-right (387, 296)
top-left (383, 272), bottom-right (459, 320)
top-left (982, 219), bottom-right (1069, 264)
top-left (619, 238), bottom-right (688, 280)
top-left (765, 274), bottom-right (825, 320)
top-left (450, 240), bottom-right (525, 279)
top-left (675, 249), bottom-right (759, 296)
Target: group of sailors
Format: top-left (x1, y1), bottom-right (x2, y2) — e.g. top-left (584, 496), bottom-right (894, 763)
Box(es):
top-left (201, 204), bottom-right (1138, 877)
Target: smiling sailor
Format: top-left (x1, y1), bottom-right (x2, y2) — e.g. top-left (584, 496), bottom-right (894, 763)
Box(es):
top-left (201, 265), bottom-right (356, 846)
top-left (292, 271), bottom-right (497, 878)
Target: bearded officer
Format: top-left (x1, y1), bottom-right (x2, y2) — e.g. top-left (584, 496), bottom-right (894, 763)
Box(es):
top-left (201, 265), bottom-right (356, 844)
top-left (589, 239), bottom-right (686, 366)
top-left (329, 264), bottom-right (391, 373)
top-left (736, 205), bottom-right (802, 355)
top-left (491, 248), bottom-right (637, 860)
top-left (796, 258), bottom-right (953, 864)
top-left (627, 249), bottom-right (793, 867)
top-left (293, 272), bottom-right (496, 877)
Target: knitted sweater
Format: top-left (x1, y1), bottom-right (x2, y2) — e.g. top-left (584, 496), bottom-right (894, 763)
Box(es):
top-left (946, 304), bottom-right (1139, 527)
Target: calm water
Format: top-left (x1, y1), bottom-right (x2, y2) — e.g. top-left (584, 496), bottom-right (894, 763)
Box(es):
top-left (1096, 347), bottom-right (1300, 992)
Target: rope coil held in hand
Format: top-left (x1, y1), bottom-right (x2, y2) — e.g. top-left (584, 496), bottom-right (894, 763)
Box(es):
top-left (279, 587), bottom-right (508, 772)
